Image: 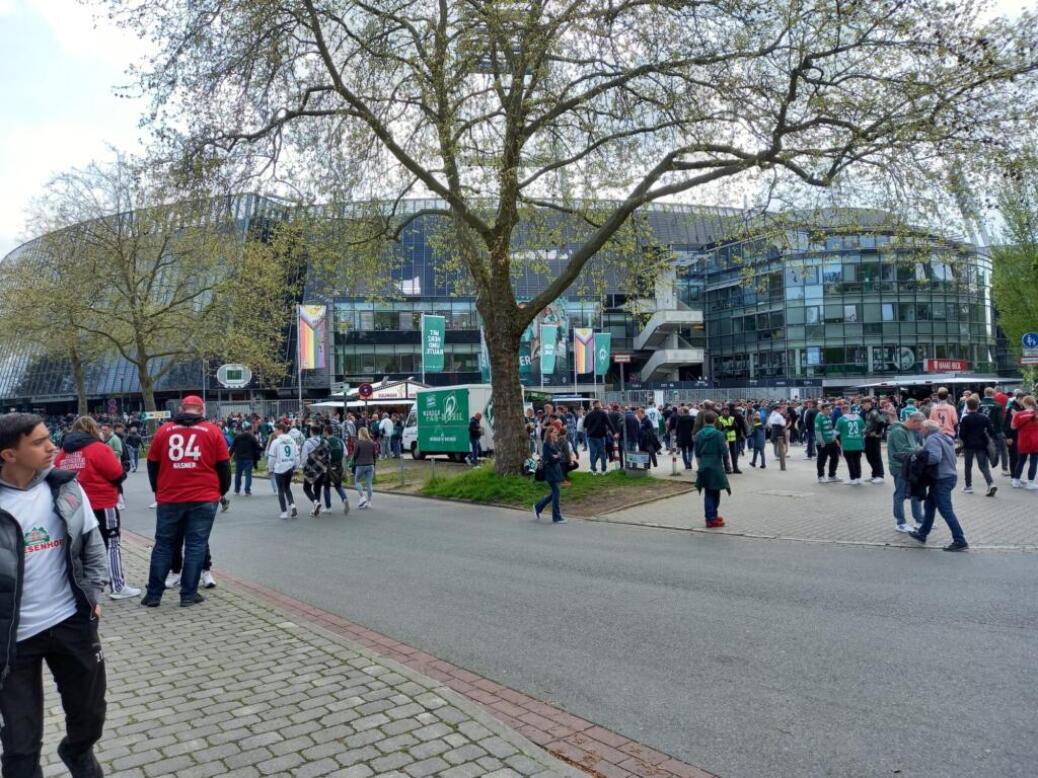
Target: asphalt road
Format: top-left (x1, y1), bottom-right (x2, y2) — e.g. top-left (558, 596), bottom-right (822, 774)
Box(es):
top-left (119, 473), bottom-right (1038, 778)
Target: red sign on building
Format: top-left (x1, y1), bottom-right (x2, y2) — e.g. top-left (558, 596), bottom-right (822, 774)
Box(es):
top-left (924, 359), bottom-right (969, 373)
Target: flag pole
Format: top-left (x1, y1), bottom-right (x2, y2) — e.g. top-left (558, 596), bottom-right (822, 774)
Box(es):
top-left (297, 306), bottom-right (304, 416)
top-left (420, 314), bottom-right (426, 385)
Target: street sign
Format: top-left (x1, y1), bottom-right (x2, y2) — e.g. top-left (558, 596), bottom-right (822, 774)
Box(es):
top-left (142, 411), bottom-right (171, 420)
top-left (216, 363), bottom-right (253, 389)
top-left (613, 353), bottom-right (632, 364)
top-left (1020, 356), bottom-right (1038, 366)
top-left (924, 358), bottom-right (969, 373)
top-left (358, 383), bottom-right (374, 400)
top-left (1022, 332), bottom-right (1038, 350)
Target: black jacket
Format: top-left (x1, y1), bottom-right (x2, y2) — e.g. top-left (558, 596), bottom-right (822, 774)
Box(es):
top-left (468, 417), bottom-right (482, 440)
top-left (958, 412), bottom-right (993, 451)
top-left (624, 412), bottom-right (640, 445)
top-left (675, 415), bottom-right (696, 447)
top-left (584, 408), bottom-right (610, 438)
top-left (606, 410), bottom-right (623, 436)
top-left (229, 431), bottom-right (262, 461)
top-left (638, 417), bottom-right (660, 452)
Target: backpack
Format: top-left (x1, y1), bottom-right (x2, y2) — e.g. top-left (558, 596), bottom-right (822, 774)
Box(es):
top-left (303, 438), bottom-right (331, 483)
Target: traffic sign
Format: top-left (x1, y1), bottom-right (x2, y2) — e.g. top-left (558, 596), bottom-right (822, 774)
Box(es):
top-left (142, 410), bottom-right (171, 420)
top-left (1022, 332), bottom-right (1038, 350)
top-left (1021, 355), bottom-right (1038, 366)
top-left (358, 383), bottom-right (374, 400)
top-left (613, 354), bottom-right (632, 364)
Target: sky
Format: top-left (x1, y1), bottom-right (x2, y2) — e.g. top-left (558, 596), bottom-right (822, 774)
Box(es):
top-left (0, 0), bottom-right (1033, 258)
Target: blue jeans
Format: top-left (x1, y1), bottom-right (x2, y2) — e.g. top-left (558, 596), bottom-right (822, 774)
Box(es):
top-left (355, 464), bottom-right (374, 502)
top-left (588, 437), bottom-right (608, 472)
top-left (127, 446), bottom-right (139, 471)
top-left (391, 435), bottom-right (402, 458)
top-left (806, 432), bottom-right (816, 458)
top-left (892, 472), bottom-right (923, 526)
top-left (469, 438), bottom-right (481, 464)
top-left (147, 501), bottom-right (218, 602)
top-left (919, 476), bottom-right (966, 544)
top-left (535, 481), bottom-right (562, 521)
top-left (234, 459), bottom-right (254, 494)
top-left (704, 488), bottom-right (721, 520)
top-left (680, 445), bottom-right (693, 469)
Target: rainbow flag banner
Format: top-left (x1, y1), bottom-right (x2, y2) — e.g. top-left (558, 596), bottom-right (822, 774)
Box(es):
top-left (574, 328), bottom-right (594, 374)
top-left (298, 304), bottom-right (327, 370)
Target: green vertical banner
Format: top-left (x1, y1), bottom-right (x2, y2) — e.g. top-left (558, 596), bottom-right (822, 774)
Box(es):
top-left (478, 330), bottom-right (491, 383)
top-left (422, 315), bottom-right (445, 373)
top-left (540, 324), bottom-right (558, 376)
top-left (594, 332), bottom-right (611, 375)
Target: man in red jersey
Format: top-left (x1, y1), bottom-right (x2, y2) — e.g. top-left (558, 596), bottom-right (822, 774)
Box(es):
top-left (140, 396), bottom-right (230, 608)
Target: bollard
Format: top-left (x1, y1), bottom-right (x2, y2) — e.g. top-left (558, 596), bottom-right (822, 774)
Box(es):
top-left (399, 452), bottom-right (405, 487)
top-left (671, 452), bottom-right (679, 476)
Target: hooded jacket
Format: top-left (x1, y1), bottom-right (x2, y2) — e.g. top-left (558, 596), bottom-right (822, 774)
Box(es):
top-left (53, 432), bottom-right (125, 510)
top-left (0, 468), bottom-right (108, 686)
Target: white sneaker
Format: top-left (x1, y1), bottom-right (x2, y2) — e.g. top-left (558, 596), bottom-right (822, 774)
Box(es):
top-left (201, 570), bottom-right (216, 589)
top-left (110, 585), bottom-right (141, 600)
top-left (895, 524), bottom-right (913, 533)
top-left (164, 572), bottom-right (181, 589)
top-left (962, 486), bottom-right (974, 494)
top-left (1011, 479), bottom-right (1022, 488)
top-left (279, 511), bottom-right (289, 519)
top-left (871, 477), bottom-right (885, 484)
top-left (149, 501), bottom-right (158, 509)
top-left (358, 498), bottom-right (369, 509)
top-left (1026, 482), bottom-right (1038, 491)
top-left (310, 501), bottom-right (322, 517)
top-left (817, 476), bottom-right (826, 483)
top-left (827, 476), bottom-right (842, 483)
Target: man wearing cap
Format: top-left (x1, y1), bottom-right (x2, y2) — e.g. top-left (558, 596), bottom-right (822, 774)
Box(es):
top-left (141, 396), bottom-right (231, 608)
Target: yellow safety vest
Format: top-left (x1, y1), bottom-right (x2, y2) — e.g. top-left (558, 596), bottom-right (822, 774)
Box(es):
top-left (718, 415), bottom-right (736, 443)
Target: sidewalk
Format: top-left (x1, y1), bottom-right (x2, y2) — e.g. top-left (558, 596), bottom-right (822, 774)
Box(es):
top-left (39, 543), bottom-right (585, 778)
top-left (585, 443), bottom-right (1038, 550)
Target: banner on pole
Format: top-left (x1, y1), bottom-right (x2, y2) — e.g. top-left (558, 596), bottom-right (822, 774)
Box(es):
top-left (478, 330), bottom-right (491, 383)
top-left (422, 315), bottom-right (446, 373)
top-left (540, 325), bottom-right (558, 376)
top-left (298, 304), bottom-right (327, 370)
top-left (594, 332), bottom-right (611, 375)
top-left (574, 328), bottom-right (594, 374)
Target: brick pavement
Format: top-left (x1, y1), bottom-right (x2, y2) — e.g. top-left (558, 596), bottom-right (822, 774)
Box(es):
top-left (591, 443), bottom-right (1038, 550)
top-left (38, 537), bottom-right (717, 778)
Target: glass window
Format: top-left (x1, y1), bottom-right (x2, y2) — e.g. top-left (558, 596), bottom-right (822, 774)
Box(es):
top-left (823, 261), bottom-right (842, 285)
top-left (882, 303), bottom-right (895, 321)
top-left (805, 306), bottom-right (821, 324)
top-left (825, 304), bottom-right (844, 323)
top-left (787, 307), bottom-right (805, 325)
top-left (916, 303), bottom-right (931, 321)
top-left (843, 304), bottom-right (860, 323)
top-left (899, 304), bottom-right (916, 322)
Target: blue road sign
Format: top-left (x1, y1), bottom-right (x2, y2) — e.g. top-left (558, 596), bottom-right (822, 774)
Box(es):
top-left (1023, 332), bottom-right (1038, 350)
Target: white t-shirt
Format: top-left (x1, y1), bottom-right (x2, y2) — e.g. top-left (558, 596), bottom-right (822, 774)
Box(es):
top-left (768, 410), bottom-right (787, 427)
top-left (0, 479), bottom-right (96, 642)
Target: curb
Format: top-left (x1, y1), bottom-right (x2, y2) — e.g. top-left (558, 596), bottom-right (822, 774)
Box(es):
top-left (123, 529), bottom-right (720, 778)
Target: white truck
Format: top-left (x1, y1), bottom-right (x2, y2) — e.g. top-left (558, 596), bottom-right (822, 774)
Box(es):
top-left (403, 384), bottom-right (499, 462)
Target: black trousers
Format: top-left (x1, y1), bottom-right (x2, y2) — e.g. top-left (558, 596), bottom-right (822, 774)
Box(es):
top-left (844, 450), bottom-right (863, 481)
top-left (303, 475), bottom-right (326, 504)
top-left (864, 437), bottom-right (885, 478)
top-left (817, 442), bottom-right (840, 478)
top-left (0, 610), bottom-right (106, 778)
top-left (727, 441), bottom-right (740, 472)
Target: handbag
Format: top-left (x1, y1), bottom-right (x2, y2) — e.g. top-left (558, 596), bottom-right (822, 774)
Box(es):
top-left (534, 462), bottom-right (545, 482)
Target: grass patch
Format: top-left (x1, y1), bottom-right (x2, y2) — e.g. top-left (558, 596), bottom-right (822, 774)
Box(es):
top-left (421, 465), bottom-right (692, 515)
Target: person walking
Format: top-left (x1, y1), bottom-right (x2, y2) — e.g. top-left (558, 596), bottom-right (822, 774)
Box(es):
top-left (533, 426), bottom-right (566, 523)
top-left (861, 397), bottom-right (886, 482)
top-left (979, 387), bottom-right (1009, 475)
top-left (321, 424), bottom-right (351, 514)
top-left (768, 404), bottom-right (788, 464)
top-left (718, 405), bottom-right (740, 474)
top-left (1010, 394), bottom-right (1038, 489)
top-left (584, 400), bottom-right (610, 475)
top-left (835, 404), bottom-right (866, 485)
top-left (888, 411), bottom-right (925, 532)
top-left (267, 422), bottom-right (300, 519)
top-left (814, 402), bottom-right (841, 482)
top-left (0, 413), bottom-right (109, 778)
top-left (54, 416), bottom-right (142, 600)
top-left (301, 425), bottom-right (331, 517)
top-left (909, 420), bottom-right (969, 551)
top-left (637, 408), bottom-right (660, 469)
top-left (694, 410), bottom-right (730, 528)
top-left (467, 412), bottom-right (483, 466)
top-left (748, 405), bottom-right (766, 468)
top-left (352, 427), bottom-right (377, 509)
top-left (1004, 389), bottom-right (1026, 479)
top-left (928, 387), bottom-right (958, 436)
top-left (802, 400), bottom-right (818, 459)
top-left (229, 420), bottom-right (262, 495)
top-left (124, 424), bottom-right (143, 473)
top-left (959, 397), bottom-right (998, 496)
top-left (675, 406), bottom-right (696, 470)
top-left (141, 396), bottom-right (231, 607)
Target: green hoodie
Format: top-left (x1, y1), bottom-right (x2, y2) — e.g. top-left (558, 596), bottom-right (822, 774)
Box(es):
top-left (886, 422), bottom-right (921, 472)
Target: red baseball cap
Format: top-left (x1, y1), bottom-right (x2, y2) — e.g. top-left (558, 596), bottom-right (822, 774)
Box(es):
top-left (181, 395), bottom-right (205, 409)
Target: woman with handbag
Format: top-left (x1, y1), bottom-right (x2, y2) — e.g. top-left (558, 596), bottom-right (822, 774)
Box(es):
top-left (533, 426), bottom-right (566, 523)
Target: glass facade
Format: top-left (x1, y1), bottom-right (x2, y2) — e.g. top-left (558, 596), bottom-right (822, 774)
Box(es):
top-left (703, 230), bottom-right (997, 382)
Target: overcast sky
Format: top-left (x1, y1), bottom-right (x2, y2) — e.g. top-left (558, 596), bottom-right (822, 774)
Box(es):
top-left (0, 0), bottom-right (1033, 257)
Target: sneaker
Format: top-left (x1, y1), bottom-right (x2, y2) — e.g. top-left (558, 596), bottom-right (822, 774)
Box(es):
top-left (220, 497), bottom-right (230, 512)
top-left (201, 570), bottom-right (216, 589)
top-left (817, 476), bottom-right (826, 483)
top-left (310, 501), bottom-right (322, 517)
top-left (149, 501), bottom-right (158, 509)
top-left (826, 476), bottom-right (842, 483)
top-left (962, 486), bottom-right (974, 494)
top-left (1011, 479), bottom-right (1022, 488)
top-left (279, 511), bottom-right (288, 520)
top-left (140, 596), bottom-right (161, 607)
top-left (180, 593), bottom-right (206, 607)
top-left (358, 498), bottom-right (369, 509)
top-left (1026, 482), bottom-right (1038, 491)
top-left (871, 477), bottom-right (885, 483)
top-left (986, 485), bottom-right (997, 497)
top-left (895, 524), bottom-right (913, 533)
top-left (343, 500), bottom-right (350, 515)
top-left (164, 572), bottom-right (181, 589)
top-left (533, 503), bottom-right (542, 520)
top-left (290, 504), bottom-right (298, 519)
top-left (1002, 470), bottom-right (1011, 477)
top-left (907, 530), bottom-right (927, 544)
top-left (552, 517), bottom-right (568, 524)
top-left (110, 585), bottom-right (141, 600)
top-left (943, 540), bottom-right (969, 552)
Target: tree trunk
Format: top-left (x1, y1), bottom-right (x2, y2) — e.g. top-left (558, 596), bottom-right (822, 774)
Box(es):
top-left (482, 307), bottom-right (528, 475)
top-left (68, 347), bottom-right (89, 416)
top-left (137, 365), bottom-right (157, 413)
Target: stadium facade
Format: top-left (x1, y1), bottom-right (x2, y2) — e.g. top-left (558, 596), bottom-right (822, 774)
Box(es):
top-left (0, 194), bottom-right (1013, 412)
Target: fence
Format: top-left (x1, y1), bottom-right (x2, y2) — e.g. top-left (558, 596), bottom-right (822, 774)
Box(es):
top-left (604, 385), bottom-right (823, 406)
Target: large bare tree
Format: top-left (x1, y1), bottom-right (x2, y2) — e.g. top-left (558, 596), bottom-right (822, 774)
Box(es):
top-left (108, 0), bottom-right (1037, 471)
